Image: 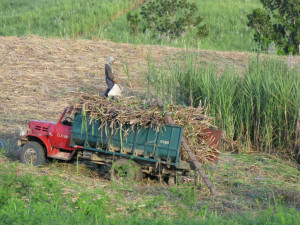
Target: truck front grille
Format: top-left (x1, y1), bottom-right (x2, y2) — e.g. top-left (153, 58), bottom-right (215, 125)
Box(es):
top-left (35, 126), bottom-right (48, 132)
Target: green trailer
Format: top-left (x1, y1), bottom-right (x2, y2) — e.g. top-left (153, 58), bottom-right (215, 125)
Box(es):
top-left (70, 113), bottom-right (192, 182)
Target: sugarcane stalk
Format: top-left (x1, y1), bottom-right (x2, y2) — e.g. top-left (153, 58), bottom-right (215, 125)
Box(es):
top-left (156, 98), bottom-right (218, 197)
top-left (295, 109), bottom-right (300, 162)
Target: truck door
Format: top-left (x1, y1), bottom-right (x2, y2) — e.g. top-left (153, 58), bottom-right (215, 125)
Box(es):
top-left (51, 110), bottom-right (73, 150)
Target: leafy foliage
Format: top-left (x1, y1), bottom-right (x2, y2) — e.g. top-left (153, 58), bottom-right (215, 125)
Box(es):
top-left (247, 0), bottom-right (300, 54)
top-left (126, 11), bottom-right (140, 35)
top-left (127, 0), bottom-right (208, 40)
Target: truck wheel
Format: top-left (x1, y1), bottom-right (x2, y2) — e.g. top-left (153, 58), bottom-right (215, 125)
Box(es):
top-left (110, 159), bottom-right (143, 183)
top-left (20, 142), bottom-right (46, 166)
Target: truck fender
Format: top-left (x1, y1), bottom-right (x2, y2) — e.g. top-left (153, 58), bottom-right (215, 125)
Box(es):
top-left (20, 134), bottom-right (52, 155)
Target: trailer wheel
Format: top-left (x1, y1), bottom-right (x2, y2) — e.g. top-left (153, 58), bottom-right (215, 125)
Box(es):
top-left (168, 177), bottom-right (176, 186)
top-left (110, 159), bottom-right (143, 183)
top-left (20, 142), bottom-right (46, 166)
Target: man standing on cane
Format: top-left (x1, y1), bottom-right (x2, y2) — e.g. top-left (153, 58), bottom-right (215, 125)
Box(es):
top-left (104, 56), bottom-right (117, 97)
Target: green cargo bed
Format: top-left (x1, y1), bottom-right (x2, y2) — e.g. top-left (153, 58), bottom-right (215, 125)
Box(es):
top-left (70, 113), bottom-right (183, 166)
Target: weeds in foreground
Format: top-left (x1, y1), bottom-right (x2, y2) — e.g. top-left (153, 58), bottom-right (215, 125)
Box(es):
top-left (0, 152), bottom-right (299, 224)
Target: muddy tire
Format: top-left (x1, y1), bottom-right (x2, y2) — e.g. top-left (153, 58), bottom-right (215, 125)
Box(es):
top-left (110, 159), bottom-right (143, 183)
top-left (20, 142), bottom-right (46, 166)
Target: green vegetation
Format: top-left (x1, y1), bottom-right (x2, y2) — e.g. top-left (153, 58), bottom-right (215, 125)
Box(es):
top-left (127, 0), bottom-right (208, 40)
top-left (0, 0), bottom-right (140, 38)
top-left (0, 146), bottom-right (299, 225)
top-left (3, 0), bottom-right (298, 53)
top-left (1, 0), bottom-right (299, 223)
top-left (0, 0), bottom-right (262, 52)
top-left (104, 0), bottom-right (262, 51)
top-left (144, 55), bottom-right (300, 157)
top-left (247, 0), bottom-right (300, 54)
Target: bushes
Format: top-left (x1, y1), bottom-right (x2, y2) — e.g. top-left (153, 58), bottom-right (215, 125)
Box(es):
top-left (127, 0), bottom-right (208, 40)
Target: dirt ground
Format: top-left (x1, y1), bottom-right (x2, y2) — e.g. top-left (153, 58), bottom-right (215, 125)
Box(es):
top-left (0, 36), bottom-right (299, 136)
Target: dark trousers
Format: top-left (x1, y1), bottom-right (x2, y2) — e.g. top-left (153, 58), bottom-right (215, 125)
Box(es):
top-left (104, 88), bottom-right (111, 97)
top-left (104, 76), bottom-right (114, 97)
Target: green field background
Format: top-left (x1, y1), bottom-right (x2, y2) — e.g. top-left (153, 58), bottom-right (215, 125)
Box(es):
top-left (0, 0), bottom-right (261, 52)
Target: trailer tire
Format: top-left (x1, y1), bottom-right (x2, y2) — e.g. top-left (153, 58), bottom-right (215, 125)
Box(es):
top-left (20, 142), bottom-right (46, 166)
top-left (111, 159), bottom-right (143, 183)
top-left (168, 176), bottom-right (176, 186)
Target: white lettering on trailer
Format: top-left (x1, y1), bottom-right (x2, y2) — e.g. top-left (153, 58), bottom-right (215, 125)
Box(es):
top-left (160, 140), bottom-right (169, 145)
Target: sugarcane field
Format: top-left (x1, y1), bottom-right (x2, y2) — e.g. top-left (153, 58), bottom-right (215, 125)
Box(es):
top-left (1, 0), bottom-right (300, 224)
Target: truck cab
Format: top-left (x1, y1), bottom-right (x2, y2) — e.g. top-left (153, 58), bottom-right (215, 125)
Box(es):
top-left (18, 107), bottom-right (76, 165)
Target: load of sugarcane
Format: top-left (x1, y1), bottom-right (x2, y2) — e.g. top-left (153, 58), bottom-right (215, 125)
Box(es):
top-left (73, 94), bottom-right (220, 163)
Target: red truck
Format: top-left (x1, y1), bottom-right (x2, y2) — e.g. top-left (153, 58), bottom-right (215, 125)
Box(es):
top-left (18, 107), bottom-right (221, 183)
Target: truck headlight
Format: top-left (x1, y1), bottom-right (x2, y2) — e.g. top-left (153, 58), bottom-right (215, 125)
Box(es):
top-left (20, 129), bottom-right (27, 136)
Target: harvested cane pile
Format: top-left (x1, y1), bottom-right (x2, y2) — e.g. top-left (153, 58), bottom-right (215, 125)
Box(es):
top-left (73, 94), bottom-right (220, 163)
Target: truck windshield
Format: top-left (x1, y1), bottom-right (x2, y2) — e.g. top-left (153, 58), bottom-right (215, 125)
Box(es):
top-left (61, 110), bottom-right (74, 126)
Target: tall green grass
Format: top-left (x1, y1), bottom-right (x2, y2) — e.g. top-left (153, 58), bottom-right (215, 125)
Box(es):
top-left (1, 0), bottom-right (261, 52)
top-left (144, 55), bottom-right (300, 155)
top-left (0, 0), bottom-right (140, 38)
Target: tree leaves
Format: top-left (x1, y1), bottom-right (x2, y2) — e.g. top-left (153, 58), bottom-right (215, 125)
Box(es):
top-left (247, 9), bottom-right (273, 50)
top-left (247, 0), bottom-right (300, 54)
top-left (127, 0), bottom-right (208, 41)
